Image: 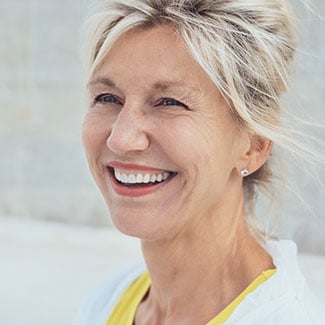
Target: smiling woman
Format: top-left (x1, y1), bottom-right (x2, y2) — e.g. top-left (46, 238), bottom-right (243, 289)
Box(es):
top-left (83, 25), bottom-right (252, 241)
top-left (75, 1), bottom-right (325, 324)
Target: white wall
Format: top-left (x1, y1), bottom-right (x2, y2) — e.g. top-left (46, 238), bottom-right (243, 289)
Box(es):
top-left (0, 0), bottom-right (109, 225)
top-left (0, 1), bottom-right (324, 252)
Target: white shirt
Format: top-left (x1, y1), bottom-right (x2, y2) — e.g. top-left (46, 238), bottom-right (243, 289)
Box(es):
top-left (74, 240), bottom-right (325, 324)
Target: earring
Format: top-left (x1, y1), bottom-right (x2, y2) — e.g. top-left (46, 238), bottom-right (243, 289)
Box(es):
top-left (241, 169), bottom-right (249, 177)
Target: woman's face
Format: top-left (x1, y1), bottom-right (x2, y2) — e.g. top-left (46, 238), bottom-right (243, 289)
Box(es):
top-left (83, 25), bottom-right (250, 240)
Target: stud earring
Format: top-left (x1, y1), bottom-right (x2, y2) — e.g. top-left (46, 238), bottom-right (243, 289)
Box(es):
top-left (241, 169), bottom-right (249, 177)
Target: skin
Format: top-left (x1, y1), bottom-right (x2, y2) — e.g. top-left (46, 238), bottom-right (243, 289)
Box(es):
top-left (83, 25), bottom-right (274, 324)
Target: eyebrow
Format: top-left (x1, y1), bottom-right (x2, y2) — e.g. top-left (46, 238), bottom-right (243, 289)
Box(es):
top-left (87, 77), bottom-right (116, 88)
top-left (88, 77), bottom-right (200, 93)
top-left (152, 80), bottom-right (196, 91)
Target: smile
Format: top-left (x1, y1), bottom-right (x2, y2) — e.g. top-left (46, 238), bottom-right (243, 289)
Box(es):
top-left (107, 164), bottom-right (177, 197)
top-left (114, 169), bottom-right (171, 185)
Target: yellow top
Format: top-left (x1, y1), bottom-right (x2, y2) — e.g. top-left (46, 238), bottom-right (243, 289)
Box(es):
top-left (106, 269), bottom-right (276, 325)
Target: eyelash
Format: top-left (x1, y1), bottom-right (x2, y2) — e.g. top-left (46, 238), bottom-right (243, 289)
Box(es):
top-left (94, 94), bottom-right (122, 105)
top-left (156, 98), bottom-right (188, 109)
top-left (93, 94), bottom-right (188, 110)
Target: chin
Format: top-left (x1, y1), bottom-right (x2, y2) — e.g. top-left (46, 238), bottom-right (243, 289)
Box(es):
top-left (109, 208), bottom-right (175, 242)
top-left (110, 207), bottom-right (151, 237)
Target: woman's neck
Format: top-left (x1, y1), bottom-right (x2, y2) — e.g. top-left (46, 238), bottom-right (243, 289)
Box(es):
top-left (137, 212), bottom-right (274, 324)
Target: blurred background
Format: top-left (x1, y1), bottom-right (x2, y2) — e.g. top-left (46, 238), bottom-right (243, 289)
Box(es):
top-left (0, 0), bottom-right (324, 324)
top-left (0, 0), bottom-right (107, 226)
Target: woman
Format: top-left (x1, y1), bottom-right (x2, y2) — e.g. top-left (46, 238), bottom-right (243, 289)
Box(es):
top-left (76, 0), bottom-right (325, 324)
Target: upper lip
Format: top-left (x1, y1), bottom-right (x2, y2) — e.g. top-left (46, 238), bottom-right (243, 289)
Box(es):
top-left (107, 161), bottom-right (173, 173)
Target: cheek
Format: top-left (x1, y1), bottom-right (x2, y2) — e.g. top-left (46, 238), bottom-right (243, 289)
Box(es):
top-left (161, 117), bottom-right (238, 187)
top-left (82, 112), bottom-right (110, 155)
top-left (159, 117), bottom-right (222, 164)
top-left (82, 114), bottom-right (111, 190)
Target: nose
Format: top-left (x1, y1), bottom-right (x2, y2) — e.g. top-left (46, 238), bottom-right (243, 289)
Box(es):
top-left (106, 107), bottom-right (150, 155)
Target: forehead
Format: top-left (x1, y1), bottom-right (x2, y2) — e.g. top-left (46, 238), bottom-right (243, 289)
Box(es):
top-left (91, 25), bottom-right (215, 93)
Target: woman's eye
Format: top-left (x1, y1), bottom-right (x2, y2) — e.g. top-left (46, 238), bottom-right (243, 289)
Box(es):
top-left (158, 98), bottom-right (188, 109)
top-left (94, 94), bottom-right (122, 105)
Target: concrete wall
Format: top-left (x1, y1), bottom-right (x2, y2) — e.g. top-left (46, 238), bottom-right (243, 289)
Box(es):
top-left (0, 0), bottom-right (108, 225)
top-left (0, 0), bottom-right (324, 249)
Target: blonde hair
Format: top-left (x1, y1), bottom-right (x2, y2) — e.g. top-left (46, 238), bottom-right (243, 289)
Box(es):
top-left (81, 0), bottom-right (324, 241)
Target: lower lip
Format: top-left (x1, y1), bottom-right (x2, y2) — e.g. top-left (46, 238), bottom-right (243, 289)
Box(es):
top-left (108, 168), bottom-right (175, 197)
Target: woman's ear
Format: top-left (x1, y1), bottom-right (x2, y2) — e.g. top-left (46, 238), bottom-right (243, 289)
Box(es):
top-left (237, 135), bottom-right (273, 176)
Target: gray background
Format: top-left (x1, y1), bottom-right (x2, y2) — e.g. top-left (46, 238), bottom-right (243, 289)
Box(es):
top-left (0, 0), bottom-right (324, 252)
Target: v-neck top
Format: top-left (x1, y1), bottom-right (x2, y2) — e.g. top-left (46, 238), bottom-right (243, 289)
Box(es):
top-left (106, 269), bottom-right (276, 324)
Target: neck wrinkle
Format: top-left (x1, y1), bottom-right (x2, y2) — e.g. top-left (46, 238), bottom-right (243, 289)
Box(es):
top-left (138, 193), bottom-right (274, 323)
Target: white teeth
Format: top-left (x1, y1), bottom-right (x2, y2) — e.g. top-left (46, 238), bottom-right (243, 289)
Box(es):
top-left (113, 169), bottom-right (171, 185)
top-left (121, 173), bottom-right (128, 183)
top-left (136, 173), bottom-right (143, 183)
top-left (143, 174), bottom-right (150, 183)
top-left (129, 174), bottom-right (136, 184)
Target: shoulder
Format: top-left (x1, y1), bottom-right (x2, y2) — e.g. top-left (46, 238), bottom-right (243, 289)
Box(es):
top-left (227, 240), bottom-right (325, 324)
top-left (243, 288), bottom-right (325, 325)
top-left (263, 283), bottom-right (325, 324)
top-left (73, 263), bottom-right (146, 325)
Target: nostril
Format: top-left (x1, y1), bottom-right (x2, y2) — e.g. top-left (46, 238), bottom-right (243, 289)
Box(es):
top-left (106, 125), bottom-right (150, 154)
